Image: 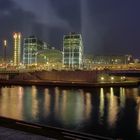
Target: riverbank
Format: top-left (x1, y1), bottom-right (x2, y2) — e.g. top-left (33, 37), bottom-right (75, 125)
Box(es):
top-left (0, 126), bottom-right (51, 140)
top-left (0, 79), bottom-right (139, 87)
top-left (0, 70), bottom-right (139, 87)
top-left (0, 116), bottom-right (113, 140)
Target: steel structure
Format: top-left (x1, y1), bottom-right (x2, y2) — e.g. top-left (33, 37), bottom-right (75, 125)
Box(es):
top-left (63, 33), bottom-right (84, 69)
top-left (23, 36), bottom-right (45, 65)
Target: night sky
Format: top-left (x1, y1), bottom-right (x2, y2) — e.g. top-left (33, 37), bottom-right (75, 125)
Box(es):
top-left (0, 0), bottom-right (140, 58)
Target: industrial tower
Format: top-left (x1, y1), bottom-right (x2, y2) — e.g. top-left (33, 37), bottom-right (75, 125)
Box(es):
top-left (13, 32), bottom-right (21, 66)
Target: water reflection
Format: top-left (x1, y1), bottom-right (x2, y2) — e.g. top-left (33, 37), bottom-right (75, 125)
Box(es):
top-left (0, 86), bottom-right (140, 139)
top-left (61, 90), bottom-right (68, 123)
top-left (58, 89), bottom-right (86, 125)
top-left (107, 87), bottom-right (118, 128)
top-left (137, 97), bottom-right (140, 131)
top-left (0, 86), bottom-right (24, 119)
top-left (99, 88), bottom-right (104, 122)
top-left (52, 88), bottom-right (92, 126)
top-left (120, 87), bottom-right (126, 108)
top-left (44, 88), bottom-right (51, 117)
top-left (54, 87), bottom-right (60, 117)
top-left (84, 92), bottom-right (92, 120)
top-left (31, 86), bottom-right (38, 119)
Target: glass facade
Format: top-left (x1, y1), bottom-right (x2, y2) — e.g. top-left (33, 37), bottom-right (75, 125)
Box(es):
top-left (23, 36), bottom-right (44, 65)
top-left (63, 33), bottom-right (84, 69)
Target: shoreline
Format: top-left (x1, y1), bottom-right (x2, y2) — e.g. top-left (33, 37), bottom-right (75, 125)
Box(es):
top-left (0, 116), bottom-right (114, 140)
top-left (0, 80), bottom-right (139, 87)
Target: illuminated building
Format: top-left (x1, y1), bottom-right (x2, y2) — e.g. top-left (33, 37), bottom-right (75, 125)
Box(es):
top-left (13, 32), bottom-right (21, 66)
top-left (3, 40), bottom-right (7, 63)
top-left (93, 55), bottom-right (133, 64)
top-left (37, 48), bottom-right (62, 64)
top-left (23, 36), bottom-right (46, 65)
top-left (63, 33), bottom-right (84, 69)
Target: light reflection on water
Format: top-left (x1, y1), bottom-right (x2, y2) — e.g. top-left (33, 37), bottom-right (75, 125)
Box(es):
top-left (107, 87), bottom-right (119, 128)
top-left (84, 92), bottom-right (92, 120)
top-left (0, 86), bottom-right (24, 120)
top-left (120, 87), bottom-right (125, 108)
top-left (137, 97), bottom-right (140, 132)
top-left (0, 86), bottom-right (140, 139)
top-left (44, 88), bottom-right (50, 117)
top-left (99, 88), bottom-right (104, 123)
top-left (31, 86), bottom-right (38, 119)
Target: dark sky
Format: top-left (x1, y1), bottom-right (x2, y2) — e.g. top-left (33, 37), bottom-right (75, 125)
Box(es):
top-left (0, 0), bottom-right (140, 58)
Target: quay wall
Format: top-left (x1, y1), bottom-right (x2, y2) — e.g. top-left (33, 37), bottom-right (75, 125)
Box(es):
top-left (32, 71), bottom-right (98, 82)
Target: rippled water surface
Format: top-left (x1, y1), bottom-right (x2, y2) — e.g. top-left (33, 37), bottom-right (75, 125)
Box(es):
top-left (0, 85), bottom-right (140, 139)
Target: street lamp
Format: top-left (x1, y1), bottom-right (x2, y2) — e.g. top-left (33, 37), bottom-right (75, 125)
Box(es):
top-left (3, 40), bottom-right (7, 68)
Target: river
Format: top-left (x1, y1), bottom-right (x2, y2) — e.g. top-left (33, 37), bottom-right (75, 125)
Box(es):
top-left (0, 85), bottom-right (140, 139)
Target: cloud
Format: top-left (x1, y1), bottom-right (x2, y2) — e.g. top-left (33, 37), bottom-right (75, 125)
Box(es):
top-left (49, 0), bottom-right (81, 31)
top-left (80, 0), bottom-right (140, 57)
top-left (11, 0), bottom-right (82, 49)
top-left (1, 0), bottom-right (140, 58)
top-left (12, 0), bottom-right (71, 29)
top-left (0, 0), bottom-right (36, 31)
top-left (0, 0), bottom-right (40, 57)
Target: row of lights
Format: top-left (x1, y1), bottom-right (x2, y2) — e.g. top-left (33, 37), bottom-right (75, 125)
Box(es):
top-left (100, 76), bottom-right (126, 81)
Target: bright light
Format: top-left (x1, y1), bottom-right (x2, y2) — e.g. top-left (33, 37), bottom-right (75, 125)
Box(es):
top-left (13, 33), bottom-right (17, 39)
top-left (100, 77), bottom-right (104, 81)
top-left (111, 77), bottom-right (114, 80)
top-left (18, 33), bottom-right (21, 39)
top-left (4, 40), bottom-right (7, 46)
top-left (121, 76), bottom-right (126, 80)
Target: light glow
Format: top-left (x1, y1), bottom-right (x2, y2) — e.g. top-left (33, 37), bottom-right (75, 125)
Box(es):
top-left (100, 77), bottom-right (104, 81)
top-left (4, 40), bottom-right (7, 46)
top-left (13, 33), bottom-right (17, 39)
top-left (111, 77), bottom-right (114, 80)
top-left (13, 32), bottom-right (21, 65)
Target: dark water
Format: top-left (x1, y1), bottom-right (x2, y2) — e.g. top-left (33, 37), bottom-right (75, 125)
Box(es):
top-left (0, 85), bottom-right (140, 139)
